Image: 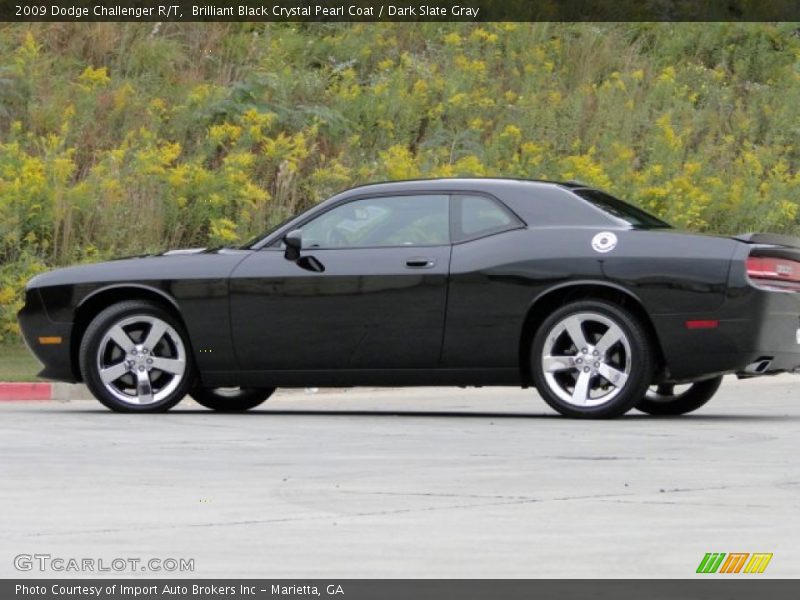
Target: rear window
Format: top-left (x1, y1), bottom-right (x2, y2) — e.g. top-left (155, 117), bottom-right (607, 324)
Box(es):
top-left (452, 194), bottom-right (522, 242)
top-left (573, 189), bottom-right (671, 229)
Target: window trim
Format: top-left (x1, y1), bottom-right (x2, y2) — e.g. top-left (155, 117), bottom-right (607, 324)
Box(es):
top-left (450, 192), bottom-right (525, 244)
top-left (258, 189), bottom-right (526, 251)
top-left (571, 187), bottom-right (671, 230)
top-left (276, 191), bottom-right (453, 251)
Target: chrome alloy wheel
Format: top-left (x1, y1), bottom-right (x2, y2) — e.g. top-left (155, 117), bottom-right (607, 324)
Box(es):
top-left (540, 311), bottom-right (632, 407)
top-left (96, 315), bottom-right (187, 406)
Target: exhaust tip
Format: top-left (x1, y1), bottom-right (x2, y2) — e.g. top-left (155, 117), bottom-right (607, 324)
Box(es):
top-left (744, 357), bottom-right (773, 374)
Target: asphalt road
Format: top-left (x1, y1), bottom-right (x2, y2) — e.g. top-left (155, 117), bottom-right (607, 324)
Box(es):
top-left (1, 376), bottom-right (798, 578)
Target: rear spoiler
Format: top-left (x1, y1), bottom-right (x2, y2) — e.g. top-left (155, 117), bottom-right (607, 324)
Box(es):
top-left (736, 233), bottom-right (800, 265)
top-left (733, 233), bottom-right (800, 249)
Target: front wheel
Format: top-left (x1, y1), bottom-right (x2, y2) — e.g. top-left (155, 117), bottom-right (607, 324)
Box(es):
top-left (635, 376), bottom-right (723, 416)
top-left (79, 300), bottom-right (194, 412)
top-left (530, 300), bottom-right (655, 419)
top-left (189, 387), bottom-right (275, 412)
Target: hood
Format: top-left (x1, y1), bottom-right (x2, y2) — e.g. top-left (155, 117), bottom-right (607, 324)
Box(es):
top-left (160, 247), bottom-right (209, 256)
top-left (26, 247), bottom-right (250, 289)
top-left (111, 246), bottom-right (236, 260)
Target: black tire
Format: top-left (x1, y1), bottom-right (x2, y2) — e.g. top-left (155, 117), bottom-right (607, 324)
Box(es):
top-left (530, 299), bottom-right (655, 419)
top-left (635, 376), bottom-right (723, 416)
top-left (190, 387), bottom-right (275, 412)
top-left (79, 300), bottom-right (194, 413)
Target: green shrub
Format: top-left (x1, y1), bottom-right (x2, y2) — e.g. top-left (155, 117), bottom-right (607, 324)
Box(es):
top-left (2, 22), bottom-right (800, 342)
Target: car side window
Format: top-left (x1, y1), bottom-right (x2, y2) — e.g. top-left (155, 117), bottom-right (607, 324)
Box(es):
top-left (453, 194), bottom-right (521, 242)
top-left (301, 195), bottom-right (450, 249)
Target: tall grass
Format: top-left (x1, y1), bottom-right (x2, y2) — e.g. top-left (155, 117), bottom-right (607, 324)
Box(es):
top-left (1, 22), bottom-right (800, 341)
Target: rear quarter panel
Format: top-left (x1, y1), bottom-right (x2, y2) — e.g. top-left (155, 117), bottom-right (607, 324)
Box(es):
top-left (442, 227), bottom-right (606, 369)
top-left (600, 230), bottom-right (737, 314)
top-left (442, 227), bottom-right (739, 381)
top-left (601, 229), bottom-right (740, 379)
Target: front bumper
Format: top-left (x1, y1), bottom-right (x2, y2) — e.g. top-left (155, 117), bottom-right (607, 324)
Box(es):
top-left (17, 288), bottom-right (78, 383)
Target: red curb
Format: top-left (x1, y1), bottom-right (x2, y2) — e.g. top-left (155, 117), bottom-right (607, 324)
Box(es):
top-left (0, 382), bottom-right (52, 401)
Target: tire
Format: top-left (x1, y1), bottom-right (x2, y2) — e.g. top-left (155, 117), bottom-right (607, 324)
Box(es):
top-left (190, 387), bottom-right (275, 412)
top-left (635, 376), bottom-right (723, 416)
top-left (79, 300), bottom-right (194, 413)
top-left (530, 300), bottom-right (655, 419)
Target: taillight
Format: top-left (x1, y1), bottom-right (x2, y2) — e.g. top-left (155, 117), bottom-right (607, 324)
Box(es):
top-left (747, 256), bottom-right (800, 291)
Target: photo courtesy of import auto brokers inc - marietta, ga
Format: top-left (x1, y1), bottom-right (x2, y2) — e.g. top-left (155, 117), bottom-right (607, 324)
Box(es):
top-left (18, 178), bottom-right (800, 418)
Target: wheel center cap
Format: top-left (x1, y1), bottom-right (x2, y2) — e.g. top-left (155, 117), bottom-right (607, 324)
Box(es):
top-left (128, 346), bottom-right (151, 370)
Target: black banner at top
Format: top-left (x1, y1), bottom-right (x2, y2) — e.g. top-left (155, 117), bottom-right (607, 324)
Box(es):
top-left (3, 0), bottom-right (800, 22)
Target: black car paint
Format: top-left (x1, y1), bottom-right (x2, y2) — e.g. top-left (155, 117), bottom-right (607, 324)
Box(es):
top-left (17, 178), bottom-right (800, 387)
top-left (229, 245), bottom-right (451, 371)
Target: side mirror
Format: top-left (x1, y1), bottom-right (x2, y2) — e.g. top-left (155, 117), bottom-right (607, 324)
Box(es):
top-left (283, 229), bottom-right (302, 261)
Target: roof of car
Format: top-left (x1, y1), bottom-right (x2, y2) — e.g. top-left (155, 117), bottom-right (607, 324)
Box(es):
top-left (249, 178), bottom-right (639, 249)
top-left (336, 177), bottom-right (586, 196)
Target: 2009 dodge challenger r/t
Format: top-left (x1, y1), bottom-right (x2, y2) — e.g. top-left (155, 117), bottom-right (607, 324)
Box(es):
top-left (18, 178), bottom-right (800, 418)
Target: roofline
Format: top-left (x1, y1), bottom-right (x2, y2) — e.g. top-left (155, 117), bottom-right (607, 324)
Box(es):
top-left (339, 177), bottom-right (586, 192)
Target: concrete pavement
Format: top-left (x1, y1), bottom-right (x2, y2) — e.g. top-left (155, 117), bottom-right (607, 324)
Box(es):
top-left (0, 376), bottom-right (798, 578)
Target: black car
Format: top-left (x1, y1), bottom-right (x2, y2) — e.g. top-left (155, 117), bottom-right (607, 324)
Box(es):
top-left (17, 178), bottom-right (800, 418)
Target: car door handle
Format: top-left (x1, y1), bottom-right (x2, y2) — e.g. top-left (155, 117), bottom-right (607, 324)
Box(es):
top-left (405, 257), bottom-right (436, 269)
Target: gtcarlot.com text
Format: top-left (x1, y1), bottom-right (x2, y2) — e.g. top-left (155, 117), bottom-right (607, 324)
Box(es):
top-left (13, 553), bottom-right (194, 573)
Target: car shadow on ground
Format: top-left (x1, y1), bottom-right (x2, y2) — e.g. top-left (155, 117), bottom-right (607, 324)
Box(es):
top-left (15, 405), bottom-right (800, 421)
top-left (187, 410), bottom-right (800, 421)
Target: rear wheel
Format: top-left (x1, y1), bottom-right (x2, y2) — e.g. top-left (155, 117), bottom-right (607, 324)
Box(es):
top-left (190, 387), bottom-right (275, 412)
top-left (79, 300), bottom-right (194, 412)
top-left (530, 300), bottom-right (655, 419)
top-left (635, 376), bottom-right (723, 416)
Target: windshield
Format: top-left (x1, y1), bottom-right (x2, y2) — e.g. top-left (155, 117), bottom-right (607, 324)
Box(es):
top-left (239, 214), bottom-right (297, 249)
top-left (573, 188), bottom-right (671, 229)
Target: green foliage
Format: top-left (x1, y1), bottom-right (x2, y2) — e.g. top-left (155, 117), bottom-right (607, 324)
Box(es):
top-left (2, 22), bottom-right (800, 342)
top-left (0, 342), bottom-right (42, 381)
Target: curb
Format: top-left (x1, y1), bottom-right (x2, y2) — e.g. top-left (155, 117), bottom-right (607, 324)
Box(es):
top-left (0, 382), bottom-right (87, 401)
top-left (0, 382), bottom-right (53, 401)
top-left (0, 383), bottom-right (381, 402)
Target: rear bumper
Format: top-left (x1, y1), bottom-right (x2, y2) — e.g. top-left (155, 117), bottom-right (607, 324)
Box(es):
top-left (17, 288), bottom-right (78, 383)
top-left (653, 286), bottom-right (800, 382)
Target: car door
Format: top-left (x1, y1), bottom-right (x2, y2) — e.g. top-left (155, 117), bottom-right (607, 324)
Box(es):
top-left (229, 194), bottom-right (451, 371)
